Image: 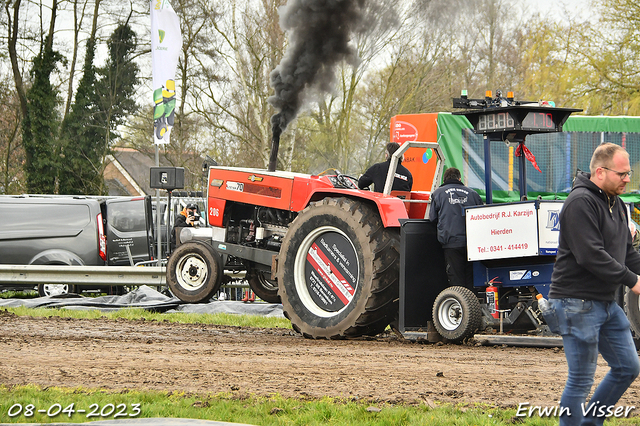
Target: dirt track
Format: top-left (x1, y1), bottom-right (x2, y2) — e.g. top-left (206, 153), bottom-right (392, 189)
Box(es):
top-left (1, 311), bottom-right (640, 411)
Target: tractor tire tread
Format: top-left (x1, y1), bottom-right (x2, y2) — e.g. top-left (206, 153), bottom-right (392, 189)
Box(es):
top-left (278, 197), bottom-right (399, 339)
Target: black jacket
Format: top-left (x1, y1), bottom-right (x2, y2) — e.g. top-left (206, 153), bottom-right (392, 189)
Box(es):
top-left (170, 211), bottom-right (195, 250)
top-left (549, 172), bottom-right (640, 301)
top-left (358, 160), bottom-right (413, 193)
top-left (428, 179), bottom-right (483, 248)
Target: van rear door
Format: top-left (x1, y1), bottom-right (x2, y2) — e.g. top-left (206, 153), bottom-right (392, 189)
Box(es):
top-left (103, 196), bottom-right (154, 265)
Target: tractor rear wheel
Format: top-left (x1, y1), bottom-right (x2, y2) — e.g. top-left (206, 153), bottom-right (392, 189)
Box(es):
top-left (277, 197), bottom-right (399, 339)
top-left (247, 268), bottom-right (280, 303)
top-left (167, 242), bottom-right (223, 303)
top-left (625, 287), bottom-right (640, 339)
top-left (432, 286), bottom-right (482, 342)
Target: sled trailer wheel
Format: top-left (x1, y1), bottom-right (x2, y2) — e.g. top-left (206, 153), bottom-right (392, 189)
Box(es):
top-left (432, 286), bottom-right (482, 342)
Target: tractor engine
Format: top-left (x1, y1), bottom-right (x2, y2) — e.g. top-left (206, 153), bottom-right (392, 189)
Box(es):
top-left (225, 203), bottom-right (296, 252)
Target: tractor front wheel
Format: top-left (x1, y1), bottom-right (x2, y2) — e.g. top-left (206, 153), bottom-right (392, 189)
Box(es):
top-left (277, 197), bottom-right (399, 339)
top-left (432, 286), bottom-right (482, 342)
top-left (167, 242), bottom-right (223, 303)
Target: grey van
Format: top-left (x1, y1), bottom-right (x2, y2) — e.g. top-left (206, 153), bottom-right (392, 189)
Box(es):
top-left (0, 195), bottom-right (155, 296)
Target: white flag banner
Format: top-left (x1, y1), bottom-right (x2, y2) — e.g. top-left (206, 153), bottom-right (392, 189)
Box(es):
top-left (150, 0), bottom-right (182, 145)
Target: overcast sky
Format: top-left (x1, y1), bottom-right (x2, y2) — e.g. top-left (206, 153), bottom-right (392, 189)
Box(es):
top-left (523, 0), bottom-right (594, 21)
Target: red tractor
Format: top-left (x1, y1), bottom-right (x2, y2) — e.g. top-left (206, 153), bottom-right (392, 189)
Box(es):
top-left (166, 99), bottom-right (640, 345)
top-left (167, 142), bottom-right (445, 338)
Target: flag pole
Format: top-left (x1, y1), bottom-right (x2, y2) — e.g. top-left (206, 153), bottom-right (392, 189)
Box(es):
top-left (151, 0), bottom-right (181, 266)
top-left (155, 145), bottom-right (161, 266)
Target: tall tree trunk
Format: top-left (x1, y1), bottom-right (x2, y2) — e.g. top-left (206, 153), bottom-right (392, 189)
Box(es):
top-left (47, 0), bottom-right (58, 51)
top-left (64, 0), bottom-right (91, 120)
top-left (2, 120), bottom-right (21, 194)
top-left (6, 0), bottom-right (27, 119)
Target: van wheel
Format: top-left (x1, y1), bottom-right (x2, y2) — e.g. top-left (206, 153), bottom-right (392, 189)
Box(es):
top-left (167, 242), bottom-right (223, 303)
top-left (38, 283), bottom-right (76, 297)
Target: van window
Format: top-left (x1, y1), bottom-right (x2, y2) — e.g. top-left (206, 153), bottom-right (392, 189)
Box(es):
top-left (108, 199), bottom-right (146, 233)
top-left (1, 204), bottom-right (91, 230)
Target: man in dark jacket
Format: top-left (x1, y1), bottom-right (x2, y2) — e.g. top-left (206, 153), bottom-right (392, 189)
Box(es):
top-left (547, 143), bottom-right (640, 426)
top-left (358, 142), bottom-right (413, 193)
top-left (428, 167), bottom-right (483, 288)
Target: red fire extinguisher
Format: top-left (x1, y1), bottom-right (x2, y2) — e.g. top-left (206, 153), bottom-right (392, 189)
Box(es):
top-left (486, 277), bottom-right (500, 319)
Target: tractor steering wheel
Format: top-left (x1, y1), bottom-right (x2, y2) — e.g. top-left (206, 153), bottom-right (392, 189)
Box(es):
top-left (335, 173), bottom-right (358, 189)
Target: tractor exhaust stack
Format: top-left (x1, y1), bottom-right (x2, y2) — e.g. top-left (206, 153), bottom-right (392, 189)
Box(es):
top-left (268, 123), bottom-right (281, 172)
top-left (267, 112), bottom-right (287, 172)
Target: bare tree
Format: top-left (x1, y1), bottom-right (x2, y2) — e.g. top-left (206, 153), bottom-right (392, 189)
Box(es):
top-left (5, 0), bottom-right (28, 118)
top-left (300, 0), bottom-right (402, 174)
top-left (0, 77), bottom-right (25, 194)
top-left (576, 0), bottom-right (640, 114)
top-left (193, 0), bottom-right (286, 168)
top-left (62, 0), bottom-right (92, 120)
top-left (348, 0), bottom-right (460, 173)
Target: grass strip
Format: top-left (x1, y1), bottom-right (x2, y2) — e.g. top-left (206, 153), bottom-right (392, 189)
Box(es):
top-left (7, 385), bottom-right (635, 425)
top-left (2, 306), bottom-right (292, 329)
top-left (0, 291), bottom-right (39, 299)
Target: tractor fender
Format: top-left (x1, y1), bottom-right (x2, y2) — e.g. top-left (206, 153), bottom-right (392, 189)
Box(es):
top-left (298, 188), bottom-right (409, 228)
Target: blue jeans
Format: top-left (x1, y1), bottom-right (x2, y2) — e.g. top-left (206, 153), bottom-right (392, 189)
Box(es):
top-left (545, 298), bottom-right (640, 426)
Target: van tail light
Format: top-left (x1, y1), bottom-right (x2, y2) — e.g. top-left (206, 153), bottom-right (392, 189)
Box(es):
top-left (97, 213), bottom-right (107, 261)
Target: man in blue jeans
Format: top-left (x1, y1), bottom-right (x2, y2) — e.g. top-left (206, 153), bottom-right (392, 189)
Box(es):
top-left (548, 143), bottom-right (640, 426)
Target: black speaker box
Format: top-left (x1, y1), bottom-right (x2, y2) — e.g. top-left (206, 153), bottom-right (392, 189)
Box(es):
top-left (150, 167), bottom-right (185, 190)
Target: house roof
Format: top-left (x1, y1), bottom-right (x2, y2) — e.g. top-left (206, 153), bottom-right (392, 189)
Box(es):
top-left (105, 148), bottom-right (167, 196)
top-left (105, 148), bottom-right (206, 197)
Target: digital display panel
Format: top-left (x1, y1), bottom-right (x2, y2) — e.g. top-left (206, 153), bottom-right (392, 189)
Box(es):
top-left (522, 112), bottom-right (556, 130)
top-left (477, 112), bottom-right (516, 131)
top-left (459, 105), bottom-right (580, 137)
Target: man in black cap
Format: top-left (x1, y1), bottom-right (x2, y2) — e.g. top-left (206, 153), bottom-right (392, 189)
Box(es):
top-left (170, 203), bottom-right (199, 250)
top-left (358, 142), bottom-right (413, 193)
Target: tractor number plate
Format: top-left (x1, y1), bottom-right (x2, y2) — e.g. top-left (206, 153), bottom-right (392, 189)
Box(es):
top-left (226, 181), bottom-right (244, 192)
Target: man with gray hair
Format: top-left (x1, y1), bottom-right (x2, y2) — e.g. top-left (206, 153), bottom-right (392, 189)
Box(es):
top-left (547, 142), bottom-right (640, 425)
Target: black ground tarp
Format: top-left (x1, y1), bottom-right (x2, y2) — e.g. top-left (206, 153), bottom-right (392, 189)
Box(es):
top-left (0, 285), bottom-right (284, 318)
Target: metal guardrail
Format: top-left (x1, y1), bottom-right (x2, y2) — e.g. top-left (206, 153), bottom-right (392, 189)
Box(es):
top-left (0, 265), bottom-right (166, 287)
top-left (0, 265), bottom-right (252, 290)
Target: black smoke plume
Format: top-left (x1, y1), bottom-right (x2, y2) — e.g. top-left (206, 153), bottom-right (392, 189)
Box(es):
top-left (267, 0), bottom-right (367, 171)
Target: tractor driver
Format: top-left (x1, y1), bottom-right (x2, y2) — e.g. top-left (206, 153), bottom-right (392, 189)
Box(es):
top-left (358, 142), bottom-right (413, 193)
top-left (170, 203), bottom-right (199, 251)
top-left (428, 167), bottom-right (483, 289)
